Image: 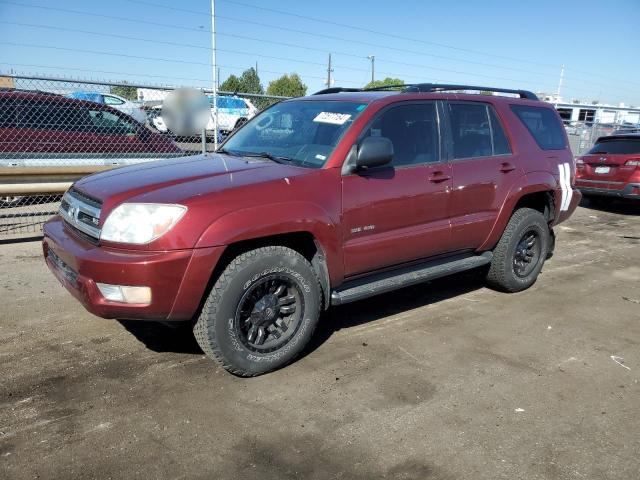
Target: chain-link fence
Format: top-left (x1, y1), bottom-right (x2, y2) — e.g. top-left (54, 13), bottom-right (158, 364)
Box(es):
top-left (0, 74), bottom-right (289, 239)
top-left (564, 121), bottom-right (640, 157)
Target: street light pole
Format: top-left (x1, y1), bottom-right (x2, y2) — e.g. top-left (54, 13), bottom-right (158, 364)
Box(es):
top-left (211, 0), bottom-right (218, 151)
top-left (367, 55), bottom-right (375, 84)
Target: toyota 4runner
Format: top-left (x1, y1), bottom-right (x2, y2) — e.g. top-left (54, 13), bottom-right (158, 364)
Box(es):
top-left (43, 84), bottom-right (581, 376)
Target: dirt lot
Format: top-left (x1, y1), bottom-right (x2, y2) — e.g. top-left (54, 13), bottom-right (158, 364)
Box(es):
top-left (1, 202), bottom-right (639, 480)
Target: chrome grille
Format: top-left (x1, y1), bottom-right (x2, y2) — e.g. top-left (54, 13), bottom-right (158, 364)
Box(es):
top-left (59, 188), bottom-right (102, 240)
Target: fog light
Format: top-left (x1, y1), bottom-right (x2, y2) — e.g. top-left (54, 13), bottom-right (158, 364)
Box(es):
top-left (96, 283), bottom-right (152, 305)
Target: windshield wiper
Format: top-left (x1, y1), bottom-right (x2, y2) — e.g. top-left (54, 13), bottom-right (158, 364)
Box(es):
top-left (241, 152), bottom-right (293, 164)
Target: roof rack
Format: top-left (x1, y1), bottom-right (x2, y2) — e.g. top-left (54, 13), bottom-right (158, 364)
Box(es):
top-left (402, 84), bottom-right (538, 100)
top-left (313, 83), bottom-right (538, 100)
top-left (312, 87), bottom-right (362, 95)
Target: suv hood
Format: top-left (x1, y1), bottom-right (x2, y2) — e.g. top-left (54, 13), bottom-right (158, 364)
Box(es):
top-left (74, 153), bottom-right (310, 207)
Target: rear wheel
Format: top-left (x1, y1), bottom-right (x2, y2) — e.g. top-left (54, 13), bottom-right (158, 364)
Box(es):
top-left (486, 207), bottom-right (550, 292)
top-left (193, 246), bottom-right (321, 376)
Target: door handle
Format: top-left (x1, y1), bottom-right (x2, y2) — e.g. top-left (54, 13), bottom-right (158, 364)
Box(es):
top-left (428, 171), bottom-right (451, 183)
top-left (500, 162), bottom-right (516, 173)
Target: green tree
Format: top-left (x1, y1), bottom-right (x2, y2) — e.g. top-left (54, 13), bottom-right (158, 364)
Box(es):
top-left (219, 74), bottom-right (242, 93)
top-left (111, 83), bottom-right (137, 100)
top-left (364, 77), bottom-right (404, 90)
top-left (219, 68), bottom-right (263, 94)
top-left (239, 68), bottom-right (264, 94)
top-left (266, 73), bottom-right (307, 97)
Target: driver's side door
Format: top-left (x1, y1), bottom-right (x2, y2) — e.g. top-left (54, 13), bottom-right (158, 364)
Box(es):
top-left (341, 102), bottom-right (452, 277)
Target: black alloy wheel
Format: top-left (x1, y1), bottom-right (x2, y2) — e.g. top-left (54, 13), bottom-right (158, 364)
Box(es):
top-left (234, 275), bottom-right (304, 353)
top-left (513, 230), bottom-right (541, 278)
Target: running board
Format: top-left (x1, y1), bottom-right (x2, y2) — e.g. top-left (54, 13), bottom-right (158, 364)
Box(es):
top-left (330, 252), bottom-right (493, 306)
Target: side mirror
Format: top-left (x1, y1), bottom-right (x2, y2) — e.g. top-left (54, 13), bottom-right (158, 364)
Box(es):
top-left (356, 136), bottom-right (393, 170)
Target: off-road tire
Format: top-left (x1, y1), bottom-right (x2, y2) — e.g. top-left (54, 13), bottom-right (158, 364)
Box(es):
top-left (193, 246), bottom-right (321, 376)
top-left (486, 207), bottom-right (550, 293)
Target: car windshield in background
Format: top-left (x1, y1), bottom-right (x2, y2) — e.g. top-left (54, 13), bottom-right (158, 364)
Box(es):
top-left (588, 138), bottom-right (640, 155)
top-left (220, 100), bottom-right (368, 168)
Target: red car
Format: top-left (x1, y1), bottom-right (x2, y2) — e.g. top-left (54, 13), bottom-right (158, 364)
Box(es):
top-left (576, 134), bottom-right (640, 202)
top-left (43, 83), bottom-right (580, 376)
top-left (0, 90), bottom-right (181, 167)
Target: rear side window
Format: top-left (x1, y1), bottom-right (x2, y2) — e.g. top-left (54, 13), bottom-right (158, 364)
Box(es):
top-left (88, 109), bottom-right (136, 135)
top-left (511, 105), bottom-right (566, 150)
top-left (448, 103), bottom-right (511, 159)
top-left (18, 100), bottom-right (93, 132)
top-left (104, 95), bottom-right (125, 106)
top-left (588, 139), bottom-right (640, 154)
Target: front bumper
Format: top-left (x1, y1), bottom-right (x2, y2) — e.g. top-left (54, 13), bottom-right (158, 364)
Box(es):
top-left (576, 181), bottom-right (640, 200)
top-left (43, 216), bottom-right (223, 321)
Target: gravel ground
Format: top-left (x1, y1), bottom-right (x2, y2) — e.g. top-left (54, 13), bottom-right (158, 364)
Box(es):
top-left (1, 200), bottom-right (639, 480)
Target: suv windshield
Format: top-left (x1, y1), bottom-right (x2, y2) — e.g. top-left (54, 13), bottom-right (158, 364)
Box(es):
top-left (588, 138), bottom-right (640, 155)
top-left (221, 100), bottom-right (367, 168)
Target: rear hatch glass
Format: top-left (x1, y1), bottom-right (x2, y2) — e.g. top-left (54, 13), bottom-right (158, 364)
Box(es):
top-left (587, 138), bottom-right (640, 156)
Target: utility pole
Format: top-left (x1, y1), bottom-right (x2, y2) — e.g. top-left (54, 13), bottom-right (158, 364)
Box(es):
top-left (367, 55), bottom-right (375, 84)
top-left (211, 0), bottom-right (218, 151)
top-left (555, 64), bottom-right (564, 105)
top-left (326, 53), bottom-right (333, 88)
top-left (255, 61), bottom-right (258, 76)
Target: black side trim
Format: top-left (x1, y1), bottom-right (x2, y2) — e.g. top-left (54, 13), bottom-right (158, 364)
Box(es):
top-left (331, 252), bottom-right (492, 305)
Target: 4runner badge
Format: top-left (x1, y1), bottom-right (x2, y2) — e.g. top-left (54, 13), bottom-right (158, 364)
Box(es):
top-left (351, 225), bottom-right (376, 234)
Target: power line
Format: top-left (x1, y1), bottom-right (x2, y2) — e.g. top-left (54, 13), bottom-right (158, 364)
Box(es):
top-left (120, 0), bottom-right (563, 79)
top-left (0, 0), bottom-right (566, 81)
top-left (0, 21), bottom-right (371, 74)
top-left (0, 62), bottom-right (216, 85)
top-left (123, 0), bottom-right (557, 69)
top-left (1, 0), bottom-right (637, 99)
top-left (123, 0), bottom-right (640, 90)
top-left (0, 17), bottom-right (568, 93)
top-left (0, 42), bottom-right (361, 85)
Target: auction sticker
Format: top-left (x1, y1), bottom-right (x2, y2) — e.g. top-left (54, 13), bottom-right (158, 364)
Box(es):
top-left (313, 112), bottom-right (352, 125)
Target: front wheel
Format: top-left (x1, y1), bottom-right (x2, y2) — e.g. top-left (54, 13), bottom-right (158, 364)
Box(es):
top-left (486, 207), bottom-right (550, 293)
top-left (193, 246), bottom-right (321, 376)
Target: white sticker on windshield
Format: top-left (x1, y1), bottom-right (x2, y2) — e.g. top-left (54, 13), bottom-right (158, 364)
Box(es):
top-left (313, 112), bottom-right (352, 125)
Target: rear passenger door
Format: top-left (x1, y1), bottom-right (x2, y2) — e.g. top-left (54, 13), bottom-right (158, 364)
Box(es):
top-left (341, 101), bottom-right (452, 276)
top-left (445, 101), bottom-right (520, 250)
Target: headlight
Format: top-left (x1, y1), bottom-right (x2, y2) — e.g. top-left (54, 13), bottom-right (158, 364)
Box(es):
top-left (100, 203), bottom-right (187, 244)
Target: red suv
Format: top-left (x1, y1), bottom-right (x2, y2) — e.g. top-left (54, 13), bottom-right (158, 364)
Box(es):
top-left (43, 84), bottom-right (580, 376)
top-left (0, 90), bottom-right (181, 167)
top-left (575, 134), bottom-right (640, 202)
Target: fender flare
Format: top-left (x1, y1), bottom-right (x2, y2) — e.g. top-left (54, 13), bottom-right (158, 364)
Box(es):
top-left (478, 171), bottom-right (557, 251)
top-left (194, 201), bottom-right (344, 285)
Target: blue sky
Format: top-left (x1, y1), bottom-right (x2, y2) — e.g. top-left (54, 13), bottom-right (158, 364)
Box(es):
top-left (1, 0), bottom-right (639, 105)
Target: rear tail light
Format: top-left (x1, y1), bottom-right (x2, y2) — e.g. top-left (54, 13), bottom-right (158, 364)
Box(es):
top-left (575, 157), bottom-right (585, 169)
top-left (625, 159), bottom-right (640, 167)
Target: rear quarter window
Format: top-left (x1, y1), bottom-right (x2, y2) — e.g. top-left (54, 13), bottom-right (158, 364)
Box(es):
top-left (511, 105), bottom-right (567, 150)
